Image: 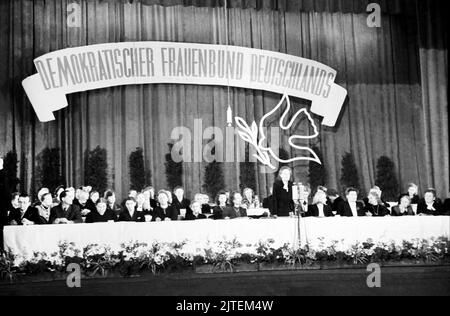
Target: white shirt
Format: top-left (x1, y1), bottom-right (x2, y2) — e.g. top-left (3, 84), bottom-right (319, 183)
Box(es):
top-left (349, 202), bottom-right (358, 217)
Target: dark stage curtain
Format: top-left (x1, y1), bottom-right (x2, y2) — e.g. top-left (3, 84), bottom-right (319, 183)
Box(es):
top-left (0, 0), bottom-right (447, 200)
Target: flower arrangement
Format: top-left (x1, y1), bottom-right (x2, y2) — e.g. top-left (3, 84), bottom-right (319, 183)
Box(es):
top-left (2, 236), bottom-right (449, 282)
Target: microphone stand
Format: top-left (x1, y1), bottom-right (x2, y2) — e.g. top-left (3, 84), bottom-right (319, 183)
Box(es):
top-left (292, 183), bottom-right (305, 249)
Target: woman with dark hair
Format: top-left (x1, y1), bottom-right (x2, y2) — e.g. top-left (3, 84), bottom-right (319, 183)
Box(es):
top-left (212, 191), bottom-right (228, 220)
top-left (85, 190), bottom-right (100, 212)
top-left (104, 190), bottom-right (122, 220)
top-left (417, 190), bottom-right (443, 216)
top-left (118, 197), bottom-right (145, 222)
top-left (391, 195), bottom-right (415, 216)
top-left (272, 166), bottom-right (295, 217)
top-left (53, 185), bottom-right (66, 207)
top-left (364, 191), bottom-right (390, 217)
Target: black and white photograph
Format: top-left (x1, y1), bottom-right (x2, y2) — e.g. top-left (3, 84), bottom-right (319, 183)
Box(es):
top-left (0, 0), bottom-right (448, 299)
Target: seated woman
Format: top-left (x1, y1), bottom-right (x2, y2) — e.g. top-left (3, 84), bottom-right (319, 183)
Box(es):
top-left (401, 183), bottom-right (421, 205)
top-left (222, 192), bottom-right (247, 219)
top-left (118, 197), bottom-right (145, 222)
top-left (417, 190), bottom-right (443, 216)
top-left (184, 201), bottom-right (207, 220)
top-left (142, 186), bottom-right (158, 211)
top-left (152, 191), bottom-right (178, 221)
top-left (212, 191), bottom-right (228, 220)
top-left (391, 195), bottom-right (415, 216)
top-left (242, 188), bottom-right (260, 209)
top-left (305, 190), bottom-right (333, 217)
top-left (86, 198), bottom-right (117, 223)
top-left (35, 192), bottom-right (54, 224)
top-left (172, 186), bottom-right (191, 216)
top-left (364, 191), bottom-right (390, 217)
top-left (85, 190), bottom-right (100, 212)
top-left (194, 193), bottom-right (211, 215)
top-left (105, 190), bottom-right (123, 220)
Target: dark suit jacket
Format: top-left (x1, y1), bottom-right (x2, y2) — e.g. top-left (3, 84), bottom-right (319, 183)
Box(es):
top-left (118, 209), bottom-right (145, 222)
top-left (272, 180), bottom-right (294, 217)
top-left (107, 203), bottom-right (123, 220)
top-left (262, 195), bottom-right (275, 214)
top-left (7, 207), bottom-right (44, 225)
top-left (201, 204), bottom-right (212, 215)
top-left (86, 209), bottom-right (117, 223)
top-left (222, 206), bottom-right (247, 219)
top-left (400, 194), bottom-right (420, 205)
top-left (338, 201), bottom-right (366, 217)
top-left (184, 213), bottom-right (207, 221)
top-left (330, 196), bottom-right (345, 215)
top-left (391, 205), bottom-right (415, 216)
top-left (305, 204), bottom-right (334, 217)
top-left (49, 204), bottom-right (83, 224)
top-left (443, 199), bottom-right (450, 216)
top-left (212, 205), bottom-right (226, 220)
top-left (172, 197), bottom-right (191, 213)
top-left (152, 206), bottom-right (178, 221)
top-left (417, 201), bottom-right (444, 216)
top-left (363, 204), bottom-right (391, 217)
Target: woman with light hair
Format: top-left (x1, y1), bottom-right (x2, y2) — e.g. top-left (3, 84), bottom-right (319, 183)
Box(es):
top-left (391, 195), bottom-right (415, 216)
top-left (305, 190), bottom-right (333, 217)
top-left (405, 183), bottom-right (420, 204)
top-left (185, 201), bottom-right (207, 220)
top-left (364, 191), bottom-right (390, 217)
top-left (152, 190), bottom-right (178, 221)
top-left (242, 187), bottom-right (260, 209)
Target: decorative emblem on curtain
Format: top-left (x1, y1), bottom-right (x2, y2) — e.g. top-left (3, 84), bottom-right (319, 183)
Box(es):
top-left (235, 93), bottom-right (320, 169)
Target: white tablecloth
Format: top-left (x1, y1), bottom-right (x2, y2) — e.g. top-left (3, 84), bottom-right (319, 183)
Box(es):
top-left (4, 217), bottom-right (450, 260)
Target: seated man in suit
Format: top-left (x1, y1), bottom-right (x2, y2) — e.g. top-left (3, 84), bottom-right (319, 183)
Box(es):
top-left (185, 201), bottom-right (207, 220)
top-left (2, 192), bottom-right (20, 226)
top-left (8, 194), bottom-right (43, 225)
top-left (222, 192), bottom-right (247, 219)
top-left (417, 190), bottom-right (443, 216)
top-left (327, 189), bottom-right (345, 216)
top-left (338, 188), bottom-right (366, 217)
top-left (305, 190), bottom-right (334, 217)
top-left (49, 190), bottom-right (83, 224)
top-left (118, 197), bottom-right (145, 222)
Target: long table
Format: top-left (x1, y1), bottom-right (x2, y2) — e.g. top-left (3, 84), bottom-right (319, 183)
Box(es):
top-left (4, 217), bottom-right (450, 261)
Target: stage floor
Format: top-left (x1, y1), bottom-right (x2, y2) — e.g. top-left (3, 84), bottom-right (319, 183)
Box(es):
top-left (1, 266), bottom-right (449, 296)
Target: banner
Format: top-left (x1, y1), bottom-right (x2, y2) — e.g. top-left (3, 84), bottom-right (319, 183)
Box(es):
top-left (22, 41), bottom-right (347, 126)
